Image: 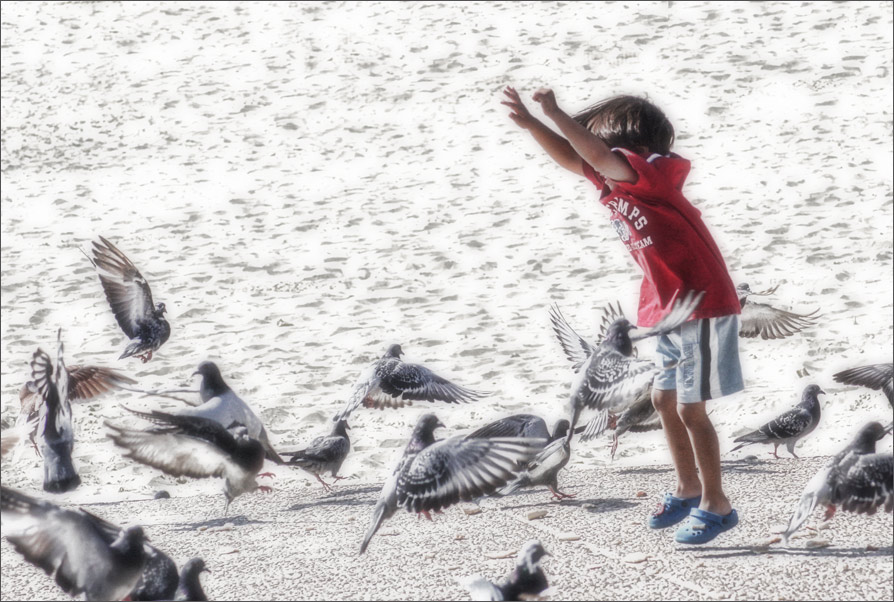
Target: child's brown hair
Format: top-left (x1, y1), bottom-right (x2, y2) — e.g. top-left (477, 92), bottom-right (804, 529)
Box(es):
top-left (573, 95), bottom-right (675, 156)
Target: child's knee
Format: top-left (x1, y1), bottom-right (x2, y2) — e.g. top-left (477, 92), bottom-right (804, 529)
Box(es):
top-left (676, 401), bottom-right (707, 426)
top-left (651, 388), bottom-right (677, 413)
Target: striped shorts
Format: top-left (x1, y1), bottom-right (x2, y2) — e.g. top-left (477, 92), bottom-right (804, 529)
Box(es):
top-left (653, 314), bottom-right (744, 404)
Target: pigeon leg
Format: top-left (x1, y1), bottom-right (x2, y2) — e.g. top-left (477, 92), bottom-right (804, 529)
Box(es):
top-left (769, 444), bottom-right (780, 459)
top-left (258, 472), bottom-right (276, 479)
top-left (314, 473), bottom-right (333, 492)
top-left (258, 485), bottom-right (273, 494)
top-left (786, 441), bottom-right (800, 459)
top-left (332, 475), bottom-right (347, 482)
top-left (138, 350), bottom-right (154, 363)
top-left (608, 414), bottom-right (618, 430)
top-left (823, 505), bottom-right (836, 521)
top-left (610, 434), bottom-right (620, 460)
top-left (417, 510), bottom-right (434, 521)
top-left (549, 486), bottom-right (576, 500)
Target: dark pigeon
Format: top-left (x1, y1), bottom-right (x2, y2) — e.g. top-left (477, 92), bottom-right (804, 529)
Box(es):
top-left (130, 550), bottom-right (209, 602)
top-left (106, 409), bottom-right (269, 515)
top-left (466, 414), bottom-right (550, 441)
top-left (564, 290), bottom-right (704, 439)
top-left (283, 419), bottom-right (351, 491)
top-left (0, 485), bottom-right (147, 601)
top-left (90, 236), bottom-right (170, 363)
top-left (18, 363), bottom-right (136, 455)
top-left (730, 384), bottom-right (823, 459)
top-left (463, 540), bottom-right (551, 601)
top-left (783, 421), bottom-right (893, 540)
top-left (182, 361), bottom-right (284, 464)
top-left (499, 419), bottom-right (574, 500)
top-left (736, 283), bottom-right (820, 340)
top-left (335, 344), bottom-right (486, 422)
top-left (833, 363), bottom-right (893, 408)
top-left (31, 332), bottom-right (81, 493)
top-left (359, 414), bottom-right (544, 554)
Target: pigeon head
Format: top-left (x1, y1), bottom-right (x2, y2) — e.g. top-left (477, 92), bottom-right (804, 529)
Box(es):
top-left (333, 419), bottom-right (351, 437)
top-left (518, 540), bottom-right (550, 573)
top-left (112, 525), bottom-right (146, 554)
top-left (384, 344), bottom-right (404, 359)
top-left (193, 361), bottom-right (228, 399)
top-left (181, 557), bottom-right (209, 577)
top-left (736, 283), bottom-right (752, 294)
top-left (603, 318), bottom-right (635, 356)
top-left (551, 419), bottom-right (571, 442)
top-left (155, 302), bottom-right (167, 315)
top-left (853, 421), bottom-right (887, 451)
top-left (800, 384), bottom-right (825, 405)
top-left (413, 413), bottom-right (445, 442)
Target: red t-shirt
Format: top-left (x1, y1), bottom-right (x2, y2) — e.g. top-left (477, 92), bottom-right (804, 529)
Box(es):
top-left (582, 149), bottom-right (740, 327)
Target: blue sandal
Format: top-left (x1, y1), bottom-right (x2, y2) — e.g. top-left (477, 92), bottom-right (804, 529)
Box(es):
top-left (674, 508), bottom-right (739, 544)
top-left (648, 493), bottom-right (702, 529)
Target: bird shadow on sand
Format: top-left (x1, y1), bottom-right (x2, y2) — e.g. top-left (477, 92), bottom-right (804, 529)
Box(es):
top-left (287, 485), bottom-right (380, 512)
top-left (676, 544), bottom-right (894, 559)
top-left (173, 515), bottom-right (271, 531)
top-left (496, 496), bottom-right (638, 514)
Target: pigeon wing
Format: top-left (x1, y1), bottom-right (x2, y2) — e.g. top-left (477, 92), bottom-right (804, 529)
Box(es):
top-left (759, 406), bottom-right (814, 441)
top-left (833, 363), bottom-right (894, 406)
top-left (92, 236), bottom-right (156, 339)
top-left (572, 352), bottom-right (660, 412)
top-left (378, 363), bottom-right (484, 405)
top-left (397, 436), bottom-right (544, 513)
top-left (548, 304), bottom-right (596, 370)
top-left (68, 366), bottom-right (137, 401)
top-left (834, 453), bottom-right (894, 515)
top-left (466, 415), bottom-right (548, 440)
top-left (739, 301), bottom-right (820, 340)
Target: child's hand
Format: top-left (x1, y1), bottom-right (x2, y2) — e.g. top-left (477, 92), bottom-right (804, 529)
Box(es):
top-left (532, 87), bottom-right (560, 117)
top-left (502, 86), bottom-right (538, 129)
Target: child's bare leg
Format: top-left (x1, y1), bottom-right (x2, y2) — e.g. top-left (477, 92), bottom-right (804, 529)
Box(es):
top-left (677, 401), bottom-right (732, 515)
top-left (652, 389), bottom-right (701, 499)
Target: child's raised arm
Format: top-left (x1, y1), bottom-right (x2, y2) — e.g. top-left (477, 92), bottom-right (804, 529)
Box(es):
top-left (532, 88), bottom-right (637, 184)
top-left (502, 86), bottom-right (584, 176)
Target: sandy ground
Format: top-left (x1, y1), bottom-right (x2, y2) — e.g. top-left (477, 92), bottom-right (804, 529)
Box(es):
top-left (2, 457), bottom-right (893, 601)
top-left (1, 1), bottom-right (893, 600)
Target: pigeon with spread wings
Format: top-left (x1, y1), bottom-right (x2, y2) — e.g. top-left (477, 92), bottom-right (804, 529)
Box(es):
top-left (0, 485), bottom-right (147, 601)
top-left (335, 344), bottom-right (486, 422)
top-left (736, 283), bottom-right (819, 340)
top-left (105, 409), bottom-right (269, 515)
top-left (90, 236), bottom-right (170, 363)
top-left (359, 414), bottom-right (544, 554)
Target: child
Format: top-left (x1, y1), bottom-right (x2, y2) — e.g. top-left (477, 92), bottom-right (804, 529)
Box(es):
top-left (502, 86), bottom-right (744, 544)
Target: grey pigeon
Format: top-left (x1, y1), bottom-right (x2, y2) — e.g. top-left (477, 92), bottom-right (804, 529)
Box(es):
top-left (730, 384), bottom-right (823, 459)
top-left (130, 549), bottom-right (208, 602)
top-left (18, 363), bottom-right (136, 455)
top-left (90, 236), bottom-right (170, 363)
top-left (466, 414), bottom-right (550, 441)
top-left (335, 344), bottom-right (486, 422)
top-left (783, 421), bottom-right (893, 540)
top-left (611, 387), bottom-right (661, 458)
top-left (106, 409), bottom-right (269, 515)
top-left (31, 332), bottom-right (81, 493)
top-left (499, 420), bottom-right (574, 500)
top-left (359, 413), bottom-right (544, 554)
top-left (0, 485), bottom-right (147, 601)
top-left (736, 283), bottom-right (820, 340)
top-left (462, 540), bottom-right (551, 601)
top-left (181, 361), bottom-right (284, 464)
top-left (564, 290), bottom-right (705, 439)
top-left (283, 419), bottom-right (351, 491)
top-left (833, 362), bottom-right (893, 408)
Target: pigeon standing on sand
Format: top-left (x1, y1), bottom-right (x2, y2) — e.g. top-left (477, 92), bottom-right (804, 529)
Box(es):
top-left (130, 549), bottom-right (208, 602)
top-left (499, 419), bottom-right (574, 500)
top-left (90, 236), bottom-right (170, 363)
top-left (18, 363), bottom-right (136, 454)
top-left (833, 363), bottom-right (893, 408)
top-left (335, 344), bottom-right (486, 422)
top-left (462, 540), bottom-right (551, 601)
top-left (181, 361), bottom-right (283, 463)
top-left (783, 421), bottom-right (893, 540)
top-left (730, 384), bottom-right (823, 459)
top-left (359, 414), bottom-right (544, 554)
top-left (564, 290), bottom-right (705, 440)
top-left (282, 419), bottom-right (351, 491)
top-left (31, 333), bottom-right (81, 493)
top-left (736, 283), bottom-right (820, 340)
top-left (106, 409), bottom-right (270, 515)
top-left (0, 485), bottom-right (147, 601)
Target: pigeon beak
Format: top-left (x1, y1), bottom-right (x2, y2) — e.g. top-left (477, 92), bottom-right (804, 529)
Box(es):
top-left (192, 371), bottom-right (200, 377)
top-left (436, 419), bottom-right (446, 429)
top-left (203, 568), bottom-right (211, 574)
top-left (818, 389), bottom-right (826, 396)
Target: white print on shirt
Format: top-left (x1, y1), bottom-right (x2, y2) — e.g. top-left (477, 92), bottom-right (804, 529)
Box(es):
top-left (608, 198), bottom-right (649, 230)
top-left (611, 219), bottom-right (631, 242)
top-left (625, 236), bottom-right (653, 251)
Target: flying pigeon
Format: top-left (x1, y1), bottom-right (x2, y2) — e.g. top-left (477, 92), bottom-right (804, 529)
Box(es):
top-left (833, 363), bottom-right (893, 408)
top-left (18, 363), bottom-right (136, 455)
top-left (564, 290), bottom-right (705, 439)
top-left (499, 419), bottom-right (574, 500)
top-left (105, 409), bottom-right (270, 515)
top-left (130, 550), bottom-right (208, 602)
top-left (736, 283), bottom-right (820, 340)
top-left (610, 386), bottom-right (661, 459)
top-left (359, 414), bottom-right (544, 554)
top-left (335, 344), bottom-right (486, 422)
top-left (90, 236), bottom-right (170, 362)
top-left (30, 332), bottom-right (81, 493)
top-left (783, 421), bottom-right (893, 540)
top-left (730, 384), bottom-right (823, 459)
top-left (462, 540), bottom-right (551, 601)
top-left (465, 414), bottom-right (550, 441)
top-left (0, 485), bottom-right (147, 601)
top-left (181, 361), bottom-right (284, 464)
top-left (282, 419), bottom-right (351, 491)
